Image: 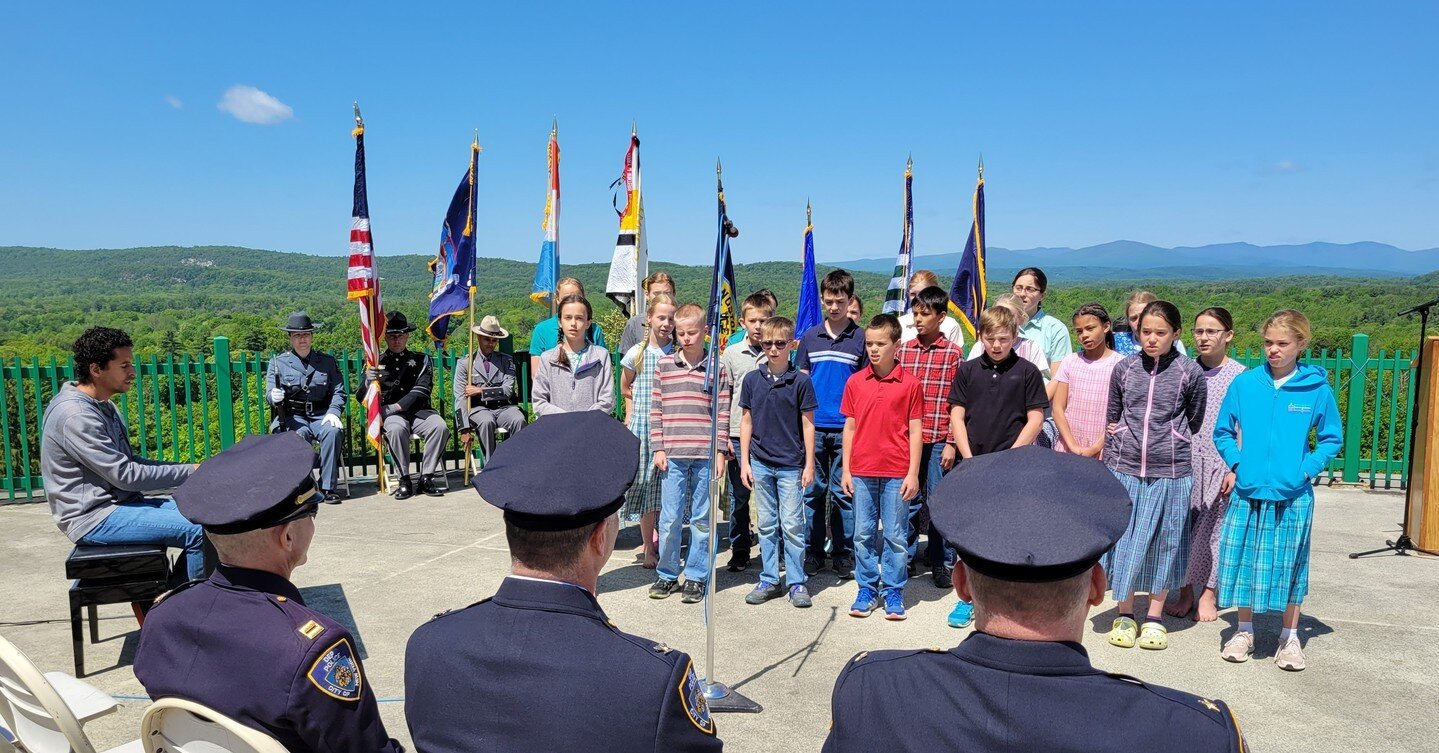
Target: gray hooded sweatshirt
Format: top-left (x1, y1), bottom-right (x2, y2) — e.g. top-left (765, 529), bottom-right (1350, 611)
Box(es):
top-left (40, 382), bottom-right (194, 541)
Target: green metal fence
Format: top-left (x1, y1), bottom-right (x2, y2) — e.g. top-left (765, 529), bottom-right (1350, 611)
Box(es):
top-left (0, 333), bottom-right (1416, 500)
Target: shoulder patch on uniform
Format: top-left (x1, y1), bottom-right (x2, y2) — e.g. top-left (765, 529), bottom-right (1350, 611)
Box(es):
top-left (677, 659), bottom-right (715, 736)
top-left (297, 620), bottom-right (325, 640)
top-left (307, 638), bottom-right (363, 701)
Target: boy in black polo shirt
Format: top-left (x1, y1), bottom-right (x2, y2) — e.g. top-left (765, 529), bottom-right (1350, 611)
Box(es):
top-left (739, 317), bottom-right (818, 608)
top-left (944, 304), bottom-right (1048, 627)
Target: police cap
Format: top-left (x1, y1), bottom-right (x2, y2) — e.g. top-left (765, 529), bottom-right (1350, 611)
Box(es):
top-left (930, 446), bottom-right (1132, 582)
top-left (473, 412), bottom-right (639, 531)
top-left (174, 432), bottom-right (321, 534)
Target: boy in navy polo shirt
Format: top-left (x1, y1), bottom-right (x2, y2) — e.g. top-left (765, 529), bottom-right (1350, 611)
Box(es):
top-left (841, 314), bottom-right (923, 621)
top-left (795, 269), bottom-right (867, 579)
top-left (944, 304), bottom-right (1048, 627)
top-left (738, 317), bottom-right (818, 608)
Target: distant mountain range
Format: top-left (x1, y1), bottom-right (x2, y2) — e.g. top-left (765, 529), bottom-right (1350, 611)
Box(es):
top-left (840, 241), bottom-right (1439, 279)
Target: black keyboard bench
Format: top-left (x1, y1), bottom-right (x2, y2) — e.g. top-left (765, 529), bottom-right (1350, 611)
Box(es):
top-left (66, 544), bottom-right (172, 677)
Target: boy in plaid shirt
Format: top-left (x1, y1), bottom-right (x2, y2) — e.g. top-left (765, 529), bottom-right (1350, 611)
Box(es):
top-left (897, 286), bottom-right (965, 589)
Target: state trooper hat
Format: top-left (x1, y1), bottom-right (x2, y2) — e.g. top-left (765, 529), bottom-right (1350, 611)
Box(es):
top-left (280, 311), bottom-right (318, 333)
top-left (929, 446), bottom-right (1133, 583)
top-left (473, 412), bottom-right (639, 531)
top-left (174, 433), bottom-right (321, 534)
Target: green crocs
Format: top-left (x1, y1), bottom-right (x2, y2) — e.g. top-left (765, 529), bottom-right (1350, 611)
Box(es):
top-left (1138, 621), bottom-right (1169, 650)
top-left (1107, 616), bottom-right (1138, 648)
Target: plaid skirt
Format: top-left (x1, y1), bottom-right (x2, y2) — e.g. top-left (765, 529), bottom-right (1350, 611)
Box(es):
top-left (1184, 453), bottom-right (1232, 590)
top-left (1216, 490), bottom-right (1313, 613)
top-left (1104, 471), bottom-right (1193, 600)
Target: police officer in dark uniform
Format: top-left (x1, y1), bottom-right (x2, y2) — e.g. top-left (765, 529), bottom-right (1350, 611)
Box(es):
top-left (267, 311), bottom-right (346, 503)
top-left (403, 411), bottom-right (723, 752)
top-left (134, 432), bottom-right (403, 753)
top-left (360, 311), bottom-right (450, 499)
top-left (823, 446), bottom-right (1247, 753)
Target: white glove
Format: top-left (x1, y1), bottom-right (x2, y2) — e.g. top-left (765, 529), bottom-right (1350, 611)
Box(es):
top-left (321, 413), bottom-right (343, 430)
top-left (269, 388), bottom-right (285, 404)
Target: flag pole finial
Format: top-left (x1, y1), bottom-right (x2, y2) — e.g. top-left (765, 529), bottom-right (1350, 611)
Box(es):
top-left (806, 198), bottom-right (812, 226)
top-left (632, 119), bottom-right (637, 136)
top-left (978, 154), bottom-right (984, 179)
top-left (352, 102), bottom-right (364, 137)
top-left (551, 117), bottom-right (557, 136)
top-left (716, 157), bottom-right (722, 177)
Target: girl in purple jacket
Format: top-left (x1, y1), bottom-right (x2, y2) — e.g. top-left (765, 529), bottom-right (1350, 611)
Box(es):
top-left (1102, 301), bottom-right (1207, 651)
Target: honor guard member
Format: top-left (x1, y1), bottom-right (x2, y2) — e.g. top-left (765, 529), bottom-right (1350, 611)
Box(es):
top-left (453, 315), bottom-right (527, 462)
top-left (360, 311), bottom-right (450, 499)
top-left (823, 446), bottom-right (1247, 753)
top-left (267, 312), bottom-right (346, 503)
top-left (134, 433), bottom-right (404, 753)
top-left (404, 412), bottom-right (723, 753)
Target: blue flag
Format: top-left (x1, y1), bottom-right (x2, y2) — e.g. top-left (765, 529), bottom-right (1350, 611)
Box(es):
top-left (706, 166), bottom-right (739, 391)
top-left (426, 142), bottom-right (479, 346)
top-left (795, 205), bottom-right (821, 336)
top-left (948, 167), bottom-right (986, 343)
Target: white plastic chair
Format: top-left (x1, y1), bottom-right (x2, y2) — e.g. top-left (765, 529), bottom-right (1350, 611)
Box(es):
top-left (139, 699), bottom-right (287, 753)
top-left (0, 636), bottom-right (141, 753)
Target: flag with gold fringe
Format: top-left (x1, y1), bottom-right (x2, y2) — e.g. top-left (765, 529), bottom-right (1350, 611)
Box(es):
top-left (347, 108), bottom-right (386, 452)
top-left (948, 162), bottom-right (986, 342)
top-left (531, 124), bottom-right (560, 307)
top-left (426, 138), bottom-right (480, 346)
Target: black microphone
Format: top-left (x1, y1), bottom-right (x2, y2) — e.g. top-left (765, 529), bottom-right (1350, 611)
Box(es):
top-left (1397, 295), bottom-right (1439, 317)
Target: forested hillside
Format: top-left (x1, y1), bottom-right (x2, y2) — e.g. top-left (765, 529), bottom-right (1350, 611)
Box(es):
top-left (1, 245), bottom-right (1435, 358)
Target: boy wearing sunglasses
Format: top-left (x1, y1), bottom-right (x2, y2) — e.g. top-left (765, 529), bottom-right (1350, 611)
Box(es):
top-left (738, 317), bottom-right (818, 608)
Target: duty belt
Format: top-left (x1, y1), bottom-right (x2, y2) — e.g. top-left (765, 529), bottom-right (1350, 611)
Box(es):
top-left (283, 398), bottom-right (325, 418)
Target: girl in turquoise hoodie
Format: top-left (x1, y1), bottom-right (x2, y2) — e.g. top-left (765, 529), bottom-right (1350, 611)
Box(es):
top-left (1213, 310), bottom-right (1342, 672)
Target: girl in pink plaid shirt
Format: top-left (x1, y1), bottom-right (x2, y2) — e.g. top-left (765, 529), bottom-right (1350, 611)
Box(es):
top-left (1052, 303), bottom-right (1122, 457)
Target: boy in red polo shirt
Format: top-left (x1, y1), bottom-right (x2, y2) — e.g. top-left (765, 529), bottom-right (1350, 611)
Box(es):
top-left (840, 314), bottom-right (923, 620)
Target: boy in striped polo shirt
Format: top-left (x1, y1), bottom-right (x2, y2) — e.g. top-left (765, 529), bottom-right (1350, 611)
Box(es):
top-left (648, 304), bottom-right (732, 604)
top-left (796, 269), bottom-right (866, 579)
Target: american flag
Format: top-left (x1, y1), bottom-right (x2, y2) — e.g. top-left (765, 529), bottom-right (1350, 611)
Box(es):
top-left (348, 111), bottom-right (385, 451)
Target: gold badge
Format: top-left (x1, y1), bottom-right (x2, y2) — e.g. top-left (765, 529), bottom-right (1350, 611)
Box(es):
top-left (298, 620), bottom-right (325, 640)
top-left (1199, 698), bottom-right (1220, 712)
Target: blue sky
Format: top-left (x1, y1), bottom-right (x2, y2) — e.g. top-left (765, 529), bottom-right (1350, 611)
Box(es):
top-left (3, 2), bottom-right (1436, 265)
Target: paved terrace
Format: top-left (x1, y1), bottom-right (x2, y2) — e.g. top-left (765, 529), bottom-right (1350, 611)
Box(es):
top-left (2, 483), bottom-right (1435, 752)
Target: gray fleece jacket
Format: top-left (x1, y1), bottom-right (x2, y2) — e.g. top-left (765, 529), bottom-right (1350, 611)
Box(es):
top-left (40, 382), bottom-right (194, 541)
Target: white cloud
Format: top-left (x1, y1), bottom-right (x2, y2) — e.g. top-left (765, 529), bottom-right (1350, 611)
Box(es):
top-left (217, 85), bottom-right (293, 125)
top-left (164, 95), bottom-right (183, 109)
top-left (1274, 160), bottom-right (1303, 173)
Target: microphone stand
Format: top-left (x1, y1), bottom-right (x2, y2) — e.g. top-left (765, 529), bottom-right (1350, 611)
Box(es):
top-left (1350, 295), bottom-right (1439, 558)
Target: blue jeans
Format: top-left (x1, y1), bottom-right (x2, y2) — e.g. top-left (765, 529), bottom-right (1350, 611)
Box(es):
top-left (805, 429), bottom-right (854, 560)
top-left (726, 437), bottom-right (753, 556)
top-left (750, 459), bottom-right (808, 587)
top-left (657, 458), bottom-right (714, 583)
top-left (908, 442), bottom-right (955, 570)
top-left (852, 476), bottom-right (909, 593)
top-left (78, 498), bottom-right (208, 581)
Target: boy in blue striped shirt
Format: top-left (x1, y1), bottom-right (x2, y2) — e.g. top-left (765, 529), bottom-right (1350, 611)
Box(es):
top-left (795, 269), bottom-right (866, 579)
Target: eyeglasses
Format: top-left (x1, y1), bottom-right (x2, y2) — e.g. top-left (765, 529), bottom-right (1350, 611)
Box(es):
top-left (759, 340), bottom-right (790, 350)
top-left (1192, 329), bottom-right (1229, 337)
top-left (1012, 285), bottom-right (1042, 295)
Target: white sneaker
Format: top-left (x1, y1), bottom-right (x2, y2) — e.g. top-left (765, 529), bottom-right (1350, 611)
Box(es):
top-left (1275, 636), bottom-right (1306, 671)
top-left (1220, 632), bottom-right (1254, 663)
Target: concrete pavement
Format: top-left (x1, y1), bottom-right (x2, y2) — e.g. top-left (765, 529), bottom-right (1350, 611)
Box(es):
top-left (1, 482), bottom-right (1435, 752)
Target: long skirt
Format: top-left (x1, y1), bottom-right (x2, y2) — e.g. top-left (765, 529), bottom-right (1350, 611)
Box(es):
top-left (1216, 489), bottom-right (1313, 613)
top-left (621, 404), bottom-right (662, 518)
top-left (1104, 471), bottom-right (1193, 601)
top-left (1184, 453), bottom-right (1231, 591)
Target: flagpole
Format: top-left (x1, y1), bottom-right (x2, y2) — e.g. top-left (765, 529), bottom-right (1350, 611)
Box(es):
top-left (702, 157), bottom-right (761, 714)
top-left (550, 118), bottom-right (559, 319)
top-left (464, 129), bottom-right (479, 485)
top-left (354, 102), bottom-right (389, 495)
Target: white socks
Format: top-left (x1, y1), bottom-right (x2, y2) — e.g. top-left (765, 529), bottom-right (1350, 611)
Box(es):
top-left (1238, 620), bottom-right (1254, 635)
top-left (1280, 627), bottom-right (1299, 643)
